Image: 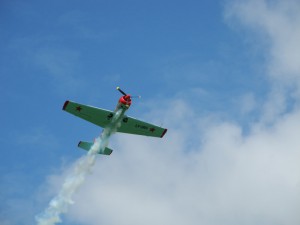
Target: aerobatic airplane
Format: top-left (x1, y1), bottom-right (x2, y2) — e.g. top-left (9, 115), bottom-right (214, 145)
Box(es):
top-left (62, 87), bottom-right (167, 155)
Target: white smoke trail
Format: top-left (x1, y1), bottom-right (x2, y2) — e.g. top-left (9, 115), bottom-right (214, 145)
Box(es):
top-left (36, 109), bottom-right (123, 225)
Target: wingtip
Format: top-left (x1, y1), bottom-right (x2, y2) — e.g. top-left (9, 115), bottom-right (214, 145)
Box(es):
top-left (161, 129), bottom-right (167, 138)
top-left (63, 100), bottom-right (70, 110)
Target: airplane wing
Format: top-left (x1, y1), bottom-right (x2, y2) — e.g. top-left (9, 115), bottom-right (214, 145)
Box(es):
top-left (63, 100), bottom-right (113, 128)
top-left (63, 100), bottom-right (167, 138)
top-left (117, 115), bottom-right (167, 138)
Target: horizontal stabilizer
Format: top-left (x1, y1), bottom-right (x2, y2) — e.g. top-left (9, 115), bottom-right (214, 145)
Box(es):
top-left (78, 141), bottom-right (113, 155)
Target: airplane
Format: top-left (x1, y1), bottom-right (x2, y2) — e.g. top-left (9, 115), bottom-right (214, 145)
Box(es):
top-left (62, 87), bottom-right (167, 155)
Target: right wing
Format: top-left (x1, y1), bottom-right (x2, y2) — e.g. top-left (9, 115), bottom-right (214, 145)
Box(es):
top-left (117, 115), bottom-right (167, 138)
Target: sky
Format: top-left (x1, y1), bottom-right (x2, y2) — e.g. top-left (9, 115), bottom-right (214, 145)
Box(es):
top-left (0, 0), bottom-right (300, 224)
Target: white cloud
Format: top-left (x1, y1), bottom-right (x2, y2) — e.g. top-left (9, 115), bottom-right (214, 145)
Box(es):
top-left (36, 1), bottom-right (300, 225)
top-left (59, 99), bottom-right (300, 225)
top-left (237, 92), bottom-right (257, 114)
top-left (225, 0), bottom-right (300, 123)
top-left (226, 0), bottom-right (300, 75)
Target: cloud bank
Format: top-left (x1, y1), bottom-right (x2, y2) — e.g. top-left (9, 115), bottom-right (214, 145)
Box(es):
top-left (39, 1), bottom-right (300, 225)
top-left (65, 98), bottom-right (300, 225)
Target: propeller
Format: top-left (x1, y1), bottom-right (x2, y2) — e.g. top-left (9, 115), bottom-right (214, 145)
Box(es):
top-left (116, 87), bottom-right (141, 99)
top-left (131, 95), bottom-right (141, 99)
top-left (116, 86), bottom-right (127, 96)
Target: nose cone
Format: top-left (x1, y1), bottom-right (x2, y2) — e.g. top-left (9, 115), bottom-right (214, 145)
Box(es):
top-left (124, 95), bottom-right (131, 100)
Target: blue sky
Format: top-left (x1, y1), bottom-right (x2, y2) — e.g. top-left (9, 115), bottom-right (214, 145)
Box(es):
top-left (1, 0), bottom-right (300, 225)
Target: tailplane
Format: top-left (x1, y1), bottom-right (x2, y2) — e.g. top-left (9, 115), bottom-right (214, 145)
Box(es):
top-left (78, 141), bottom-right (113, 155)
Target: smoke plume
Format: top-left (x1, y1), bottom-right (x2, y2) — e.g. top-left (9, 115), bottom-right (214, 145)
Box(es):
top-left (35, 109), bottom-right (123, 225)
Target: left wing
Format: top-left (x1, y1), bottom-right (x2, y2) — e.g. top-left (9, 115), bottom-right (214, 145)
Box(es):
top-left (63, 100), bottom-right (113, 128)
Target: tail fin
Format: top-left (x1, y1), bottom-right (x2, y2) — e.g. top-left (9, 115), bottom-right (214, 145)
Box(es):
top-left (78, 141), bottom-right (113, 155)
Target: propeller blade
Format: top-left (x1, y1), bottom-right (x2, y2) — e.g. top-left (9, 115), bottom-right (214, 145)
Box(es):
top-left (116, 86), bottom-right (127, 96)
top-left (131, 95), bottom-right (141, 99)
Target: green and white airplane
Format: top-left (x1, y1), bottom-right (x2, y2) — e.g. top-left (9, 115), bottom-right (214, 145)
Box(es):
top-left (62, 87), bottom-right (167, 155)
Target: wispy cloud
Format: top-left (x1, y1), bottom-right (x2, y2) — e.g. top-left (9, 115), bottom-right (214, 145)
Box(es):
top-left (226, 0), bottom-right (300, 80)
top-left (225, 0), bottom-right (300, 122)
top-left (33, 47), bottom-right (87, 95)
top-left (58, 10), bottom-right (116, 41)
